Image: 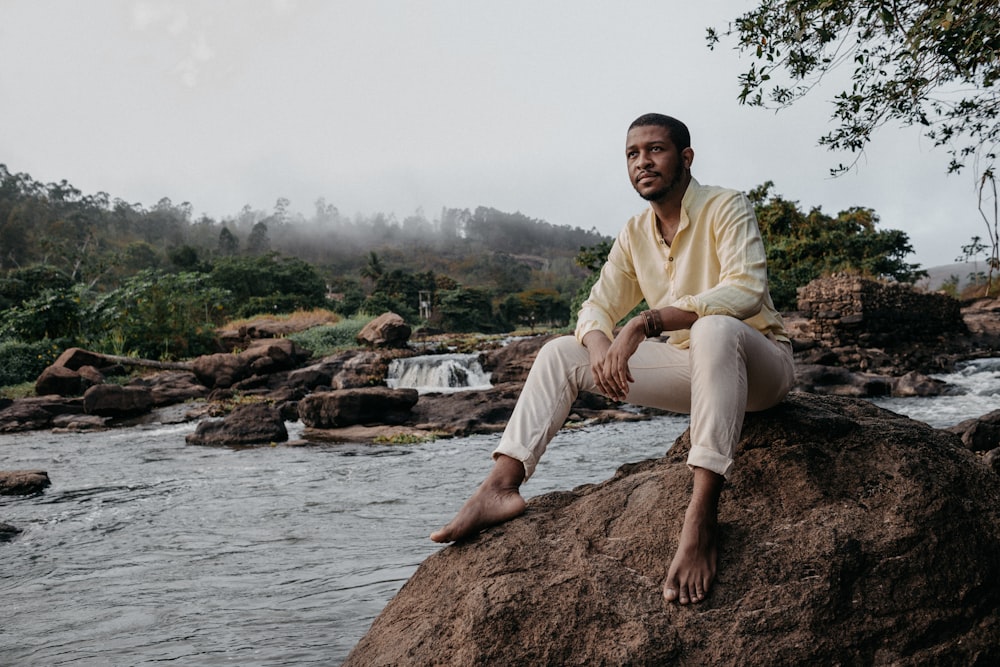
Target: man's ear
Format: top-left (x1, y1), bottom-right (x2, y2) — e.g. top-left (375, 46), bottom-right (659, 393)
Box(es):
top-left (682, 147), bottom-right (694, 169)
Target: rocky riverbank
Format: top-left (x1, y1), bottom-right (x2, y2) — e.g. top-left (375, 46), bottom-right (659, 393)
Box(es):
top-left (3, 278), bottom-right (1000, 662)
top-left (1, 279), bottom-right (997, 465)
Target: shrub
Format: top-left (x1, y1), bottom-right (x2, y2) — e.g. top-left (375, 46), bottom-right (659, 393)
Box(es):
top-left (0, 288), bottom-right (83, 340)
top-left (287, 315), bottom-right (374, 356)
top-left (0, 339), bottom-right (66, 387)
top-left (84, 269), bottom-right (230, 360)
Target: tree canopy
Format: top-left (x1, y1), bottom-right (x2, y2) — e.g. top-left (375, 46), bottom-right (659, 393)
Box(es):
top-left (709, 0), bottom-right (1000, 176)
top-left (750, 181), bottom-right (926, 309)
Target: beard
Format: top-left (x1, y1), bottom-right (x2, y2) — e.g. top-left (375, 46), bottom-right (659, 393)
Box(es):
top-left (636, 161), bottom-right (687, 202)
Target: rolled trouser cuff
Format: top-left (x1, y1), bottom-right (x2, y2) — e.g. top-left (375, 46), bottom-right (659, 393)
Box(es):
top-left (493, 441), bottom-right (538, 480)
top-left (687, 445), bottom-right (733, 479)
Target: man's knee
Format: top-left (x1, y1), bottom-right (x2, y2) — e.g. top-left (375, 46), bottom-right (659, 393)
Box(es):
top-left (536, 334), bottom-right (584, 362)
top-left (690, 315), bottom-right (744, 341)
top-left (528, 335), bottom-right (587, 378)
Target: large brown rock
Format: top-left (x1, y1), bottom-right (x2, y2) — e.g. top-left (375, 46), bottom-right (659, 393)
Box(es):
top-left (126, 371), bottom-right (208, 406)
top-left (192, 353), bottom-right (251, 389)
top-left (0, 470), bottom-right (51, 495)
top-left (356, 312), bottom-right (411, 349)
top-left (50, 347), bottom-right (109, 371)
top-left (83, 384), bottom-right (155, 417)
top-left (34, 365), bottom-right (85, 397)
top-left (287, 350), bottom-right (394, 391)
top-left (891, 370), bottom-right (948, 397)
top-left (793, 363), bottom-right (892, 397)
top-left (241, 337), bottom-right (312, 374)
top-left (407, 383), bottom-right (522, 435)
top-left (192, 338), bottom-right (313, 389)
top-left (482, 334), bottom-right (555, 384)
top-left (35, 363), bottom-right (106, 397)
top-left (0, 396), bottom-right (84, 432)
top-left (948, 409), bottom-right (1000, 452)
top-left (961, 296), bottom-right (1000, 337)
top-left (298, 387), bottom-right (418, 428)
top-left (345, 394), bottom-right (1000, 666)
top-left (185, 402), bottom-right (288, 447)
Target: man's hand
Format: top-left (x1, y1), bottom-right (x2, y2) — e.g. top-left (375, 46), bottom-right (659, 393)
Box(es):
top-left (582, 321), bottom-right (645, 401)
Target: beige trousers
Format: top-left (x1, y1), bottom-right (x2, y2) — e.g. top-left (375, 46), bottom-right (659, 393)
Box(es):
top-left (493, 315), bottom-right (796, 480)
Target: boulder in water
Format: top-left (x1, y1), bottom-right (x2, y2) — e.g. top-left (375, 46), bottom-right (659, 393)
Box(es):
top-left (185, 402), bottom-right (288, 447)
top-left (0, 470), bottom-right (51, 495)
top-left (407, 383), bottom-right (521, 436)
top-left (83, 384), bottom-right (154, 417)
top-left (0, 521), bottom-right (20, 541)
top-left (298, 387), bottom-right (419, 428)
top-left (345, 393), bottom-right (1000, 666)
top-left (0, 396), bottom-right (84, 433)
top-left (948, 409), bottom-right (1000, 453)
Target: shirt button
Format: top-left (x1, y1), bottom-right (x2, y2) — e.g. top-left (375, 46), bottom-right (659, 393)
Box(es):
top-left (668, 256), bottom-right (674, 262)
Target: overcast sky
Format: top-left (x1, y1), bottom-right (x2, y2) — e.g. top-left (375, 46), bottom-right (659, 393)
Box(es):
top-left (0, 0), bottom-right (989, 268)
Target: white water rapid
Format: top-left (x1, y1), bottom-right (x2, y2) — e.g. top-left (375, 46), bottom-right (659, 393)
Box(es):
top-left (386, 353), bottom-right (493, 394)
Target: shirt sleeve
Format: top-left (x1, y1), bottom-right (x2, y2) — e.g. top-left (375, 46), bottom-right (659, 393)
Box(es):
top-left (669, 192), bottom-right (768, 320)
top-left (575, 228), bottom-right (645, 344)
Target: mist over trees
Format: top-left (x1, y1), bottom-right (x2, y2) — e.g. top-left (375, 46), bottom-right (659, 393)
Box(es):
top-left (0, 163), bottom-right (603, 373)
top-left (0, 161), bottom-right (929, 382)
top-left (0, 163), bottom-right (604, 296)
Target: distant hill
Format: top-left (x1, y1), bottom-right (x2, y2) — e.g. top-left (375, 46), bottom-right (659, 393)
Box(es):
top-left (915, 262), bottom-right (987, 291)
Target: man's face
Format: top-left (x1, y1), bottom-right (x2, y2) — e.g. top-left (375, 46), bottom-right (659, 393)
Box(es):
top-left (625, 125), bottom-right (690, 202)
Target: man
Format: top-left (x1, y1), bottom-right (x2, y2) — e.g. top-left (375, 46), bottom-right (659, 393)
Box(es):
top-left (431, 113), bottom-right (795, 606)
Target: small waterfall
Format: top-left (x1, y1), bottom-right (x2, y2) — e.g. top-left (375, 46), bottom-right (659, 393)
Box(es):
top-left (387, 353), bottom-right (492, 394)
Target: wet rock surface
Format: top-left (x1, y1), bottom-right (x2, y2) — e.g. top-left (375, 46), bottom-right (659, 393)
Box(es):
top-left (0, 521), bottom-right (20, 541)
top-left (345, 393), bottom-right (1000, 666)
top-left (948, 409), bottom-right (1000, 453)
top-left (82, 384), bottom-right (155, 417)
top-left (185, 402), bottom-right (288, 447)
top-left (298, 387), bottom-right (419, 428)
top-left (0, 470), bottom-right (51, 495)
top-left (0, 396), bottom-right (84, 433)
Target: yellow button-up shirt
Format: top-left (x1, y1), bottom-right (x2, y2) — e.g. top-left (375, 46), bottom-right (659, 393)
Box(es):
top-left (575, 178), bottom-right (788, 348)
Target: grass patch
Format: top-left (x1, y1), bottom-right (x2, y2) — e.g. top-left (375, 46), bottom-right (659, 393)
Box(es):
top-left (222, 308), bottom-right (342, 336)
top-left (287, 315), bottom-right (375, 356)
top-left (0, 381), bottom-right (36, 399)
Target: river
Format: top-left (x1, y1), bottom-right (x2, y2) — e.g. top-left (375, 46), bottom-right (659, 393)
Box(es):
top-left (1, 358), bottom-right (998, 665)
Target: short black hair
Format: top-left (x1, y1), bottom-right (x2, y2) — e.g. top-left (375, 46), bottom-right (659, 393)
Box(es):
top-left (628, 113), bottom-right (691, 151)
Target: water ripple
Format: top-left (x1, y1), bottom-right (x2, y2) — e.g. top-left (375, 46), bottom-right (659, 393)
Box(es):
top-left (1, 363), bottom-right (996, 664)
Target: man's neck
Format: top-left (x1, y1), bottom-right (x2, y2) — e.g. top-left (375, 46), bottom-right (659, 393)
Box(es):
top-left (650, 174), bottom-right (691, 243)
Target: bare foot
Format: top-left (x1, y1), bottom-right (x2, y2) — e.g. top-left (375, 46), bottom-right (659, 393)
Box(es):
top-left (663, 467), bottom-right (723, 605)
top-left (431, 455), bottom-right (527, 543)
top-left (662, 509), bottom-right (717, 604)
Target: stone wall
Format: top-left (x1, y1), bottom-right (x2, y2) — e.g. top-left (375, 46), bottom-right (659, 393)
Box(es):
top-left (796, 274), bottom-right (966, 348)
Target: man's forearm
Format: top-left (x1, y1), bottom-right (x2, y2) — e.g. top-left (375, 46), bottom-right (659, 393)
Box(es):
top-left (643, 306), bottom-right (698, 336)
